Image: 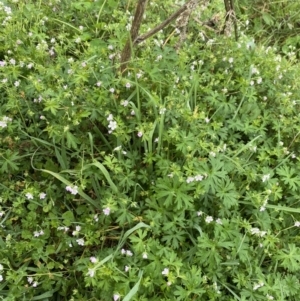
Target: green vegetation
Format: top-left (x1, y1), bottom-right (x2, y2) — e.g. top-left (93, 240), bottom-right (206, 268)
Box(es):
top-left (1, 0), bottom-right (300, 300)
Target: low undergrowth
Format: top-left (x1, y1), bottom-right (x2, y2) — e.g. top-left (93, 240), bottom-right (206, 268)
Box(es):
top-left (1, 0), bottom-right (300, 300)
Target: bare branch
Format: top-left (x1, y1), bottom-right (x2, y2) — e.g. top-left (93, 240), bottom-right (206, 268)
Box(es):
top-left (120, 0), bottom-right (148, 73)
top-left (134, 0), bottom-right (195, 44)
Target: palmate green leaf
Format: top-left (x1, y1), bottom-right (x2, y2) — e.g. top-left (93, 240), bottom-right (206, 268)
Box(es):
top-left (155, 179), bottom-right (193, 210)
top-left (202, 157), bottom-right (227, 193)
top-left (276, 165), bottom-right (300, 191)
top-left (0, 150), bottom-right (21, 173)
top-left (274, 244), bottom-right (300, 272)
top-left (43, 99), bottom-right (60, 115)
top-left (65, 131), bottom-right (80, 149)
top-left (216, 178), bottom-right (239, 209)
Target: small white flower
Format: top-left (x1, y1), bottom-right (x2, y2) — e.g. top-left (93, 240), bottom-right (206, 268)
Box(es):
top-left (294, 221), bottom-right (300, 227)
top-left (39, 192), bottom-right (46, 199)
top-left (87, 268), bottom-right (95, 277)
top-left (96, 81), bottom-right (102, 87)
top-left (113, 294), bottom-right (120, 301)
top-left (262, 174), bottom-right (270, 183)
top-left (125, 265), bottom-right (129, 272)
top-left (205, 117), bottom-right (210, 123)
top-left (162, 268), bottom-right (169, 276)
top-left (142, 252), bottom-right (148, 259)
top-left (250, 228), bottom-right (260, 235)
top-left (90, 256), bottom-right (97, 263)
top-left (32, 281), bottom-right (38, 287)
top-left (131, 110), bottom-right (135, 115)
top-left (126, 250), bottom-right (133, 257)
top-left (197, 211), bottom-right (203, 216)
top-left (121, 248), bottom-right (126, 255)
top-left (103, 207), bottom-right (110, 216)
top-left (76, 238), bottom-right (85, 246)
top-left (0, 275), bottom-right (3, 282)
top-left (0, 211), bottom-right (4, 217)
top-left (113, 146), bottom-right (122, 152)
top-left (109, 88), bottom-right (115, 93)
top-left (14, 80), bottom-right (20, 87)
top-left (26, 193), bottom-right (33, 200)
top-left (34, 231), bottom-right (40, 237)
top-left (107, 114), bottom-right (114, 121)
top-left (159, 108), bottom-right (166, 115)
top-left (257, 77), bottom-right (262, 84)
top-left (27, 277), bottom-right (33, 284)
top-left (253, 281), bottom-right (264, 291)
top-left (205, 216), bottom-right (213, 223)
top-left (167, 281), bottom-right (172, 286)
top-left (228, 57), bottom-right (234, 64)
top-left (216, 218), bottom-right (222, 225)
top-left (209, 151), bottom-right (216, 157)
top-left (0, 264), bottom-right (3, 271)
top-left (125, 82), bottom-right (131, 88)
top-left (137, 131), bottom-right (143, 137)
top-left (186, 177), bottom-right (194, 183)
top-left (195, 175), bottom-right (203, 181)
top-left (75, 226), bottom-right (81, 232)
top-left (66, 185), bottom-right (78, 195)
top-left (156, 55), bottom-right (162, 61)
top-left (121, 100), bottom-right (129, 106)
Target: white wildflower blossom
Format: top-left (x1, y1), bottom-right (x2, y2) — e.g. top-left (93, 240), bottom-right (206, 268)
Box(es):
top-left (66, 185), bottom-right (78, 195)
top-left (195, 175), bottom-right (204, 181)
top-left (26, 193), bottom-right (33, 200)
top-left (87, 268), bottom-right (95, 277)
top-left (294, 221), bottom-right (300, 227)
top-left (90, 256), bottom-right (97, 263)
top-left (113, 294), bottom-right (120, 301)
top-left (262, 174), bottom-right (270, 183)
top-left (39, 192), bottom-right (46, 199)
top-left (205, 216), bottom-right (213, 223)
top-left (76, 238), bottom-right (85, 246)
top-left (103, 207), bottom-right (111, 216)
top-left (186, 177), bottom-right (195, 183)
top-left (216, 218), bottom-right (223, 225)
top-left (253, 281), bottom-right (264, 291)
top-left (126, 250), bottom-right (133, 257)
top-left (121, 100), bottom-right (129, 106)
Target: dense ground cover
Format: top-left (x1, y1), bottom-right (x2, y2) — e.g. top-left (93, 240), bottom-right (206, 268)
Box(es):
top-left (1, 0), bottom-right (300, 300)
